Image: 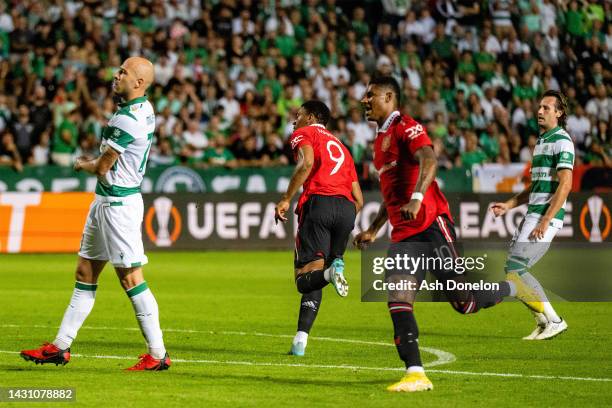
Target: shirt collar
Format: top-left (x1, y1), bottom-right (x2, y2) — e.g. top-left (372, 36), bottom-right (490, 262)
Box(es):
top-left (539, 125), bottom-right (561, 140)
top-left (378, 111), bottom-right (400, 133)
top-left (118, 96), bottom-right (148, 108)
top-left (308, 123), bottom-right (326, 129)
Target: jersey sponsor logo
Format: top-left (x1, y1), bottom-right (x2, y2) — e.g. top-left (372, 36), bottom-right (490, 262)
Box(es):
top-left (404, 123), bottom-right (424, 140)
top-left (145, 196), bottom-right (182, 247)
top-left (290, 135), bottom-right (303, 149)
top-left (579, 195), bottom-right (611, 242)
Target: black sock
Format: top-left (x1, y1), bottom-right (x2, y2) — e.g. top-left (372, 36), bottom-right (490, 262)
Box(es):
top-left (297, 289), bottom-right (322, 333)
top-left (388, 302), bottom-right (421, 369)
top-left (295, 270), bottom-right (328, 294)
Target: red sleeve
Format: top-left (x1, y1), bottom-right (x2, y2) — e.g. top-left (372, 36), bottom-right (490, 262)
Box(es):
top-left (289, 129), bottom-right (312, 153)
top-left (398, 120), bottom-right (432, 156)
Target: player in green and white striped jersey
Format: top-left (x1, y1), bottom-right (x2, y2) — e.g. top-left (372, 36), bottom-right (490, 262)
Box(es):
top-left (20, 57), bottom-right (170, 371)
top-left (491, 90), bottom-right (573, 340)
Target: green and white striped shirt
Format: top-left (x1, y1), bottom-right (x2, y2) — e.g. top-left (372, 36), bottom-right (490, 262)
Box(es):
top-left (527, 126), bottom-right (574, 228)
top-left (96, 96), bottom-right (155, 197)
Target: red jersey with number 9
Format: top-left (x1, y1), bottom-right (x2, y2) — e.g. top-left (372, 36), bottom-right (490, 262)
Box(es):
top-left (373, 111), bottom-right (452, 242)
top-left (289, 124), bottom-right (358, 213)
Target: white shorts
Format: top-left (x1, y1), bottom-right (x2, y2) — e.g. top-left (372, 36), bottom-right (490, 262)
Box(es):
top-left (505, 214), bottom-right (559, 273)
top-left (78, 194), bottom-right (148, 268)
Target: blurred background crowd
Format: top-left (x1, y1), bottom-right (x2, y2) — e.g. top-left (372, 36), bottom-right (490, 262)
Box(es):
top-left (0, 0), bottom-right (609, 178)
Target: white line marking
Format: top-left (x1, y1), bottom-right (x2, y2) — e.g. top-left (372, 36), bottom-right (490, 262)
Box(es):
top-left (2, 350), bottom-right (610, 383)
top-left (1, 324), bottom-right (456, 367)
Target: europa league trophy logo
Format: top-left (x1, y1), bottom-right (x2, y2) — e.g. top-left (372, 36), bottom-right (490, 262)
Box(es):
top-left (153, 197), bottom-right (173, 247)
top-left (587, 196), bottom-right (603, 243)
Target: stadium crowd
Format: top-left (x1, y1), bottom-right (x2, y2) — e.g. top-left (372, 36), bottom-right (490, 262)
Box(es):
top-left (0, 0), bottom-right (610, 176)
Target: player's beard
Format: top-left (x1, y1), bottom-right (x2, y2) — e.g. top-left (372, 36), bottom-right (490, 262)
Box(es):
top-left (111, 81), bottom-right (126, 104)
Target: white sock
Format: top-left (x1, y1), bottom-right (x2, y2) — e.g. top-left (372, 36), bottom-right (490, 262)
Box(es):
top-left (407, 366), bottom-right (425, 374)
top-left (521, 272), bottom-right (561, 323)
top-left (53, 282), bottom-right (97, 350)
top-left (531, 310), bottom-right (548, 326)
top-left (127, 282), bottom-right (166, 359)
top-left (293, 331), bottom-right (308, 346)
top-left (323, 267), bottom-right (331, 282)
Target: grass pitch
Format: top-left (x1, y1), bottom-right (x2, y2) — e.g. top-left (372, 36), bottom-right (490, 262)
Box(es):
top-left (0, 251), bottom-right (611, 407)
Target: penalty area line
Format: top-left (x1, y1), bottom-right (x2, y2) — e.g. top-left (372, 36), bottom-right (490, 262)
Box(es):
top-left (0, 350), bottom-right (610, 383)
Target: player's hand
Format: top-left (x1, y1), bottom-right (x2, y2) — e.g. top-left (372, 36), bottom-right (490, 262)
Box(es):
top-left (275, 199), bottom-right (290, 224)
top-left (353, 230), bottom-right (376, 250)
top-left (529, 218), bottom-right (549, 241)
top-left (73, 157), bottom-right (84, 172)
top-left (490, 202), bottom-right (509, 217)
top-left (400, 199), bottom-right (422, 220)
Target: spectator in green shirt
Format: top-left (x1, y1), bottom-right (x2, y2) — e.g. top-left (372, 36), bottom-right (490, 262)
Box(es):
top-left (479, 123), bottom-right (501, 160)
top-left (51, 109), bottom-right (79, 167)
top-left (457, 51), bottom-right (477, 80)
top-left (456, 73), bottom-right (484, 101)
top-left (430, 24), bottom-right (455, 61)
top-left (474, 40), bottom-right (496, 81)
top-left (460, 131), bottom-right (488, 170)
top-left (351, 7), bottom-right (369, 40)
top-left (562, 0), bottom-right (587, 37)
top-left (275, 25), bottom-right (297, 58)
top-left (200, 134), bottom-right (237, 169)
top-left (256, 65), bottom-right (282, 102)
top-left (512, 73), bottom-right (538, 107)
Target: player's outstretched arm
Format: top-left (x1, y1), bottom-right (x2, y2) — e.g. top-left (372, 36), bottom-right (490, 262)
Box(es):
top-left (353, 202), bottom-right (387, 249)
top-left (74, 147), bottom-right (120, 176)
top-left (275, 145), bottom-right (314, 223)
top-left (351, 181), bottom-right (364, 214)
top-left (491, 187), bottom-right (530, 217)
top-left (529, 168), bottom-right (572, 240)
top-left (400, 145), bottom-right (436, 220)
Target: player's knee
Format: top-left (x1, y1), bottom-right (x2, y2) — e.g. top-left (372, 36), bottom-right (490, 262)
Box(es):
top-left (75, 261), bottom-right (94, 283)
top-left (116, 266), bottom-right (144, 290)
top-left (295, 273), bottom-right (312, 294)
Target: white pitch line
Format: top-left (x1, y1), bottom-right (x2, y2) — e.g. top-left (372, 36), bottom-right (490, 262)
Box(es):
top-left (0, 324), bottom-right (455, 368)
top-left (1, 350), bottom-right (610, 383)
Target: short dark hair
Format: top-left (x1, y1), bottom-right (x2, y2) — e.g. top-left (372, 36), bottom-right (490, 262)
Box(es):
top-left (301, 100), bottom-right (331, 126)
top-left (369, 75), bottom-right (401, 107)
top-left (542, 90), bottom-right (568, 127)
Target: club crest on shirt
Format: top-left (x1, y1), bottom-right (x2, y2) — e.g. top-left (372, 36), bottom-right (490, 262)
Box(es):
top-left (381, 135), bottom-right (391, 152)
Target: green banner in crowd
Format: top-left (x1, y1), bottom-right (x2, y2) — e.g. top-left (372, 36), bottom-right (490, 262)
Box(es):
top-left (0, 165), bottom-right (471, 193)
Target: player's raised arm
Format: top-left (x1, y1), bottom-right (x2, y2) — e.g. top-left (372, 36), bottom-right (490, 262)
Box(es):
top-left (74, 147), bottom-right (120, 176)
top-left (275, 145), bottom-right (314, 223)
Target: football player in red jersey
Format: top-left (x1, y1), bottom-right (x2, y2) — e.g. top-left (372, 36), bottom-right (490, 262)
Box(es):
top-left (354, 76), bottom-right (541, 392)
top-left (275, 100), bottom-right (363, 357)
